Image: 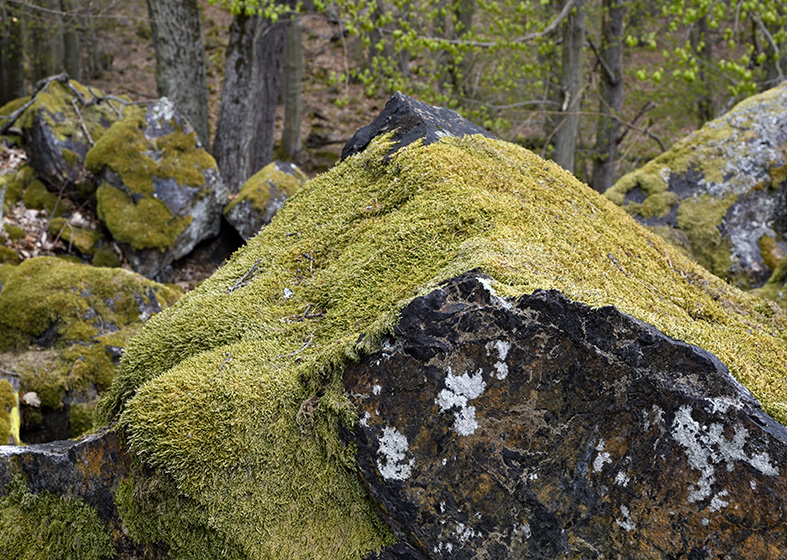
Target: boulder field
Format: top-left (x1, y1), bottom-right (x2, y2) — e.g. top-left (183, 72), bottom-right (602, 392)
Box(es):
top-left (2, 94), bottom-right (787, 559)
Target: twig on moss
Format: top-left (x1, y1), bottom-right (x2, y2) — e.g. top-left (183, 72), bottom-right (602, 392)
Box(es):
top-left (0, 73), bottom-right (68, 135)
top-left (71, 98), bottom-right (94, 146)
top-left (219, 352), bottom-right (232, 372)
top-left (607, 252), bottom-right (629, 276)
top-left (276, 333), bottom-right (314, 358)
top-left (226, 258), bottom-right (263, 293)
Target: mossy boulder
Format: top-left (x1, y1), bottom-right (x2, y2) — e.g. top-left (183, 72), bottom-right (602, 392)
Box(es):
top-left (0, 257), bottom-right (181, 441)
top-left (86, 98), bottom-right (227, 280)
top-left (90, 99), bottom-right (787, 558)
top-left (224, 161), bottom-right (307, 240)
top-left (1, 164), bottom-right (34, 215)
top-left (606, 81), bottom-right (787, 292)
top-left (17, 78), bottom-right (124, 197)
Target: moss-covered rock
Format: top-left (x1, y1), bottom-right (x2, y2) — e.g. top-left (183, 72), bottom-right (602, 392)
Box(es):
top-left (1, 165), bottom-right (34, 214)
top-left (0, 257), bottom-right (181, 441)
top-left (606, 82), bottom-right (787, 292)
top-left (224, 161), bottom-right (308, 240)
top-left (18, 78), bottom-right (124, 197)
top-left (48, 217), bottom-right (104, 256)
top-left (97, 127), bottom-right (787, 558)
top-left (87, 98), bottom-right (227, 280)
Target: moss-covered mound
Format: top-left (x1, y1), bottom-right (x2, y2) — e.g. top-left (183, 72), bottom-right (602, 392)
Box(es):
top-left (0, 257), bottom-right (181, 440)
top-left (606, 82), bottom-right (787, 291)
top-left (97, 133), bottom-right (787, 559)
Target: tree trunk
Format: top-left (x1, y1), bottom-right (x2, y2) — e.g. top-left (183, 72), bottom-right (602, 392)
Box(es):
top-left (590, 0), bottom-right (625, 193)
top-left (61, 0), bottom-right (81, 81)
top-left (282, 16), bottom-right (303, 157)
top-left (690, 15), bottom-right (713, 125)
top-left (0, 2), bottom-right (26, 104)
top-left (553, 0), bottom-right (586, 174)
top-left (29, 0), bottom-right (65, 84)
top-left (213, 13), bottom-right (286, 193)
top-left (146, 0), bottom-right (210, 146)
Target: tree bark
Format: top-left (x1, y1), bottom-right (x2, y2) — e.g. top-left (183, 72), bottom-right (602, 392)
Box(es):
top-left (282, 16), bottom-right (303, 157)
top-left (0, 2), bottom-right (25, 104)
top-left (213, 12), bottom-right (286, 193)
top-left (29, 0), bottom-right (65, 84)
top-left (690, 15), bottom-right (713, 125)
top-left (61, 0), bottom-right (81, 81)
top-left (590, 0), bottom-right (625, 193)
top-left (146, 0), bottom-right (210, 146)
top-left (553, 0), bottom-right (586, 174)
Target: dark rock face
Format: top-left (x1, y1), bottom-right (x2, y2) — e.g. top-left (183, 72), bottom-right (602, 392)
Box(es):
top-left (341, 91), bottom-right (495, 161)
top-left (0, 430), bottom-right (162, 558)
top-left (345, 272), bottom-right (787, 559)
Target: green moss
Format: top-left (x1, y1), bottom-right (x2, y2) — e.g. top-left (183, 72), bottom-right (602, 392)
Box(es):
top-left (0, 246), bottom-right (21, 265)
top-left (99, 134), bottom-right (787, 559)
top-left (4, 224), bottom-right (25, 241)
top-left (48, 217), bottom-right (103, 255)
top-left (69, 402), bottom-right (94, 438)
top-left (753, 254), bottom-right (787, 308)
top-left (759, 235), bottom-right (783, 271)
top-left (675, 194), bottom-right (738, 282)
top-left (0, 379), bottom-right (16, 444)
top-left (86, 106), bottom-right (216, 252)
top-left (96, 183), bottom-right (193, 251)
top-left (91, 247), bottom-right (119, 268)
top-left (0, 475), bottom-right (113, 560)
top-left (22, 180), bottom-right (63, 215)
top-left (0, 256), bottom-right (181, 351)
top-left (3, 165), bottom-right (34, 213)
top-left (0, 96), bottom-right (30, 118)
top-left (225, 162), bottom-right (307, 214)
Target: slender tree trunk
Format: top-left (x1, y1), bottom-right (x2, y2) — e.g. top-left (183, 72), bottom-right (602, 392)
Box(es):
top-left (146, 0), bottom-right (210, 146)
top-left (553, 0), bottom-right (586, 173)
top-left (213, 13), bottom-right (286, 193)
top-left (590, 0), bottom-right (625, 193)
top-left (29, 0), bottom-right (65, 83)
top-left (61, 0), bottom-right (81, 81)
top-left (690, 15), bottom-right (713, 124)
top-left (282, 16), bottom-right (303, 157)
top-left (0, 2), bottom-right (26, 104)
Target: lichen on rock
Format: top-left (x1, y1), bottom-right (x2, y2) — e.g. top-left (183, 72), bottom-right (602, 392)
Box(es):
top-left (97, 127), bottom-right (787, 558)
top-left (606, 81), bottom-right (787, 292)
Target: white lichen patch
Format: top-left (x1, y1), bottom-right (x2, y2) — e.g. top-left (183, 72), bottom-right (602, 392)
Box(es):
top-left (436, 367), bottom-right (486, 436)
top-left (477, 277), bottom-right (513, 310)
top-left (615, 505), bottom-right (636, 532)
top-left (372, 384), bottom-right (382, 395)
top-left (615, 471), bottom-right (630, 487)
top-left (593, 439), bottom-right (612, 472)
top-left (671, 405), bottom-right (779, 503)
top-left (360, 411), bottom-right (371, 427)
top-left (486, 340), bottom-right (511, 380)
top-left (709, 490), bottom-right (729, 512)
top-left (376, 425), bottom-right (414, 481)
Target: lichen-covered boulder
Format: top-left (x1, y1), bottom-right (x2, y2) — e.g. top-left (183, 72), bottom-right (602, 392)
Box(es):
top-left (86, 97), bottom-right (227, 280)
top-left (78, 95), bottom-right (787, 559)
top-left (346, 272), bottom-right (787, 559)
top-left (17, 77), bottom-right (123, 197)
top-left (606, 82), bottom-right (787, 291)
top-left (0, 257), bottom-right (180, 442)
top-left (224, 161), bottom-right (307, 240)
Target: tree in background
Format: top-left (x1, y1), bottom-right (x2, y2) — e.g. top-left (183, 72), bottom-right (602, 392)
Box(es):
top-left (146, 0), bottom-right (210, 147)
top-left (0, 2), bottom-right (25, 105)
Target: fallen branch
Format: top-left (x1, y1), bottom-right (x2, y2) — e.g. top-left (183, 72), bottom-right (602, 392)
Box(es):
top-left (607, 252), bottom-right (629, 277)
top-left (277, 333), bottom-right (315, 358)
top-left (226, 258), bottom-right (264, 293)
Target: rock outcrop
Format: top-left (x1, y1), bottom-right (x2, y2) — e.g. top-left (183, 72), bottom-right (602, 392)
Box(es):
top-left (86, 97), bottom-right (227, 280)
top-left (346, 271), bottom-right (787, 559)
top-left (606, 81), bottom-right (787, 292)
top-left (3, 93), bottom-right (787, 559)
top-left (224, 161), bottom-right (307, 240)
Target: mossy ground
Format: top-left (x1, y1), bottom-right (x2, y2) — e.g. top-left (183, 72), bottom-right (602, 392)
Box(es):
top-left (99, 134), bottom-right (787, 559)
top-left (0, 475), bottom-right (113, 560)
top-left (0, 379), bottom-right (17, 444)
top-left (606, 83), bottom-right (787, 286)
top-left (87, 105), bottom-right (215, 252)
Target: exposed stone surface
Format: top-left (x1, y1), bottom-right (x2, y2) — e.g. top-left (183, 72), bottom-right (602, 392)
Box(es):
top-left (606, 82), bottom-right (787, 293)
top-left (224, 161), bottom-right (307, 240)
top-left (19, 76), bottom-right (122, 197)
top-left (341, 91), bottom-right (495, 161)
top-left (0, 429), bottom-right (165, 559)
top-left (87, 97), bottom-right (227, 280)
top-left (345, 272), bottom-right (787, 559)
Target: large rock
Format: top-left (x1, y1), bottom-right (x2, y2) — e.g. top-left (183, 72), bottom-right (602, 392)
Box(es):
top-left (86, 98), bottom-right (227, 280)
top-left (7, 94), bottom-right (787, 559)
top-left (0, 257), bottom-right (180, 442)
top-left (18, 76), bottom-right (123, 197)
top-left (224, 161), bottom-right (307, 240)
top-left (345, 271), bottom-right (787, 559)
top-left (606, 82), bottom-right (787, 292)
